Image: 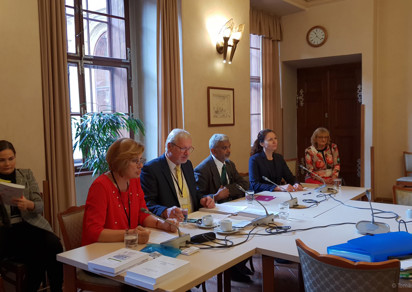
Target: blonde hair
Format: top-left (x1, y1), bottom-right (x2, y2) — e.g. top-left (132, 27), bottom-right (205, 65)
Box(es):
top-left (106, 138), bottom-right (144, 176)
top-left (311, 127), bottom-right (330, 149)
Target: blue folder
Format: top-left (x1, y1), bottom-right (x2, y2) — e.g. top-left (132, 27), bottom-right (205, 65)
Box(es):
top-left (327, 231), bottom-right (412, 262)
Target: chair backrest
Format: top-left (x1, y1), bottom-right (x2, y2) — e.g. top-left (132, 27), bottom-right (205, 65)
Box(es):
top-left (58, 205), bottom-right (85, 250)
top-left (285, 158), bottom-right (298, 177)
top-left (296, 239), bottom-right (400, 292)
top-left (404, 151), bottom-right (412, 177)
top-left (393, 185), bottom-right (412, 205)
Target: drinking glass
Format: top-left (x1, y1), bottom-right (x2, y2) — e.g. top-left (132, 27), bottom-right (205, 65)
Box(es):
top-left (124, 229), bottom-right (138, 249)
top-left (333, 178), bottom-right (342, 191)
top-left (245, 191), bottom-right (254, 204)
top-left (278, 202), bottom-right (290, 220)
top-left (182, 208), bottom-right (188, 224)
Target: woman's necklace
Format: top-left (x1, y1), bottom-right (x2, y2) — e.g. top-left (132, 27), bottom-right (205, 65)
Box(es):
top-left (111, 171), bottom-right (131, 229)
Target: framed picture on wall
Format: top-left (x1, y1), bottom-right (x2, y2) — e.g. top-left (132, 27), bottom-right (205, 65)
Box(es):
top-left (207, 86), bottom-right (235, 127)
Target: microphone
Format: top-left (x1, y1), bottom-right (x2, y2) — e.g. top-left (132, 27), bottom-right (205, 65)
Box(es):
top-left (355, 190), bottom-right (390, 235)
top-left (299, 165), bottom-right (336, 194)
top-left (190, 232), bottom-right (216, 244)
top-left (140, 208), bottom-right (190, 248)
top-left (262, 176), bottom-right (298, 208)
top-left (236, 184), bottom-right (275, 226)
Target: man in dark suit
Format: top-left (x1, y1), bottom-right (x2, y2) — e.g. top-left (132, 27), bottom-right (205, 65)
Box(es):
top-left (141, 129), bottom-right (215, 221)
top-left (194, 134), bottom-right (253, 283)
top-left (194, 134), bottom-right (249, 203)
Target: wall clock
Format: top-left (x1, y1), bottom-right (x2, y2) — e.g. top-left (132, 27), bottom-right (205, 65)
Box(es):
top-left (306, 25), bottom-right (328, 47)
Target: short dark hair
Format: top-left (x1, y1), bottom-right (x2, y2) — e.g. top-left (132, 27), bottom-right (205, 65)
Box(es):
top-left (0, 140), bottom-right (16, 155)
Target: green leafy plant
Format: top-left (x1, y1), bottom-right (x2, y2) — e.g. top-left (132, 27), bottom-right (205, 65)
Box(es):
top-left (73, 112), bottom-right (145, 176)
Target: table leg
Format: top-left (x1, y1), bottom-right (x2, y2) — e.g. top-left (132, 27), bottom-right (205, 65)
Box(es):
top-left (262, 255), bottom-right (274, 292)
top-left (223, 269), bottom-right (231, 292)
top-left (63, 264), bottom-right (76, 292)
top-left (217, 272), bottom-right (223, 292)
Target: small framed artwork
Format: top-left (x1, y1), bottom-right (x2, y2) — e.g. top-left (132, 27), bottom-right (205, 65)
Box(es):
top-left (207, 86), bottom-right (235, 127)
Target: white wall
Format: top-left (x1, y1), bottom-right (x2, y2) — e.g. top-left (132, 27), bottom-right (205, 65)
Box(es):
top-left (0, 0), bottom-right (46, 188)
top-left (181, 0), bottom-right (251, 172)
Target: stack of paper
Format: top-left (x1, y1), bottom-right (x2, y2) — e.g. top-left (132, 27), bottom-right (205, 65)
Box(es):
top-left (125, 255), bottom-right (190, 290)
top-left (88, 248), bottom-right (149, 276)
top-left (0, 181), bottom-right (24, 205)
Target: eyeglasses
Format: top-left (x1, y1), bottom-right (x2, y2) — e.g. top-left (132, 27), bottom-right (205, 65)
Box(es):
top-left (317, 136), bottom-right (329, 140)
top-left (131, 157), bottom-right (146, 165)
top-left (171, 143), bottom-right (194, 154)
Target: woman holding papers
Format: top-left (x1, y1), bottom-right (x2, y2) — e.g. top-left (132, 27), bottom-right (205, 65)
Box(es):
top-left (249, 129), bottom-right (302, 193)
top-left (304, 127), bottom-right (340, 184)
top-left (0, 140), bottom-right (63, 292)
top-left (82, 138), bottom-right (178, 246)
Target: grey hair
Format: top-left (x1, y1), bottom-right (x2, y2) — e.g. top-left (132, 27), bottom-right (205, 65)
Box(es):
top-left (165, 128), bottom-right (191, 151)
top-left (209, 134), bottom-right (229, 150)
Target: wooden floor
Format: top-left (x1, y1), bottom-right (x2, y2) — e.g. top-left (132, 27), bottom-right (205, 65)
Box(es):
top-left (192, 254), bottom-right (301, 292)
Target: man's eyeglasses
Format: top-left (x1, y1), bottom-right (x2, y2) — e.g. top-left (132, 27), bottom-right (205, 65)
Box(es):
top-left (131, 157), bottom-right (146, 165)
top-left (171, 143), bottom-right (194, 154)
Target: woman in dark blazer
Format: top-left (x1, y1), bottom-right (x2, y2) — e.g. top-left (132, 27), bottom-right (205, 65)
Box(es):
top-left (249, 129), bottom-right (303, 193)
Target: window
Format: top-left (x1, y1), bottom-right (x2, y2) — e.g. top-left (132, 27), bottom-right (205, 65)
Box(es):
top-left (250, 34), bottom-right (262, 145)
top-left (65, 0), bottom-right (131, 165)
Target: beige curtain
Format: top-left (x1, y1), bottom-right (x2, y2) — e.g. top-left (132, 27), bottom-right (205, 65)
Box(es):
top-left (38, 0), bottom-right (76, 232)
top-left (157, 0), bottom-right (183, 153)
top-left (250, 9), bottom-right (283, 154)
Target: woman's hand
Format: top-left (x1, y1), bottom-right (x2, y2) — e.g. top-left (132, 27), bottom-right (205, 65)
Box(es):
top-left (275, 184), bottom-right (294, 192)
top-left (11, 196), bottom-right (34, 211)
top-left (292, 183), bottom-right (304, 191)
top-left (136, 225), bottom-right (151, 244)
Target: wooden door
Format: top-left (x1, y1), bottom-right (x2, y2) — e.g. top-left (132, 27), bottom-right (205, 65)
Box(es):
top-left (297, 63), bottom-right (361, 186)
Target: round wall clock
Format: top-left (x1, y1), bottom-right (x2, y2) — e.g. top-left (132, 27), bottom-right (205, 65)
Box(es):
top-left (306, 26), bottom-right (328, 47)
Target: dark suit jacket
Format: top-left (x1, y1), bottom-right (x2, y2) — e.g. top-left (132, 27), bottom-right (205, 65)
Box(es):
top-left (140, 154), bottom-right (201, 217)
top-left (249, 151), bottom-right (297, 193)
top-left (194, 156), bottom-right (249, 203)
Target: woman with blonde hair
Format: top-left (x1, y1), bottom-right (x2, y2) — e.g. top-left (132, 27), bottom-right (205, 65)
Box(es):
top-left (82, 138), bottom-right (177, 246)
top-left (304, 127), bottom-right (340, 184)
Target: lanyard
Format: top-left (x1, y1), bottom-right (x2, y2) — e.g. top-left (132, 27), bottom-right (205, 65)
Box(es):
top-left (111, 171), bottom-right (131, 229)
top-left (170, 169), bottom-right (184, 198)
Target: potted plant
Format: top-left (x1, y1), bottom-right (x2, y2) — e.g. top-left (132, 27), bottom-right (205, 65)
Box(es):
top-left (73, 111), bottom-right (145, 176)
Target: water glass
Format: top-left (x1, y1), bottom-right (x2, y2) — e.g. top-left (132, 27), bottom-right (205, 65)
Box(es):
top-left (333, 178), bottom-right (342, 191)
top-left (278, 202), bottom-right (289, 220)
top-left (124, 229), bottom-right (138, 249)
top-left (182, 208), bottom-right (188, 224)
top-left (245, 191), bottom-right (254, 204)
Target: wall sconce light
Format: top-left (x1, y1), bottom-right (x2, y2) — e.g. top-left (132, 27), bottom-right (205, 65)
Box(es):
top-left (216, 19), bottom-right (244, 64)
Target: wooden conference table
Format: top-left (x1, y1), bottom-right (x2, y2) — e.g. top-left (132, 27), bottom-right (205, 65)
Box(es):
top-left (59, 185), bottom-right (412, 292)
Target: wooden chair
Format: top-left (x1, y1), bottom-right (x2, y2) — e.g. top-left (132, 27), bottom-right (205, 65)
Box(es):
top-left (404, 151), bottom-right (412, 177)
top-left (285, 158), bottom-right (298, 177)
top-left (57, 205), bottom-right (124, 292)
top-left (296, 239), bottom-right (400, 292)
top-left (393, 185), bottom-right (412, 205)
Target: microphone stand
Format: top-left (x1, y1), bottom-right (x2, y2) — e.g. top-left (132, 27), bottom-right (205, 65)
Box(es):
top-left (141, 208), bottom-right (190, 248)
top-left (236, 184), bottom-right (275, 226)
top-left (355, 191), bottom-right (390, 235)
top-left (262, 176), bottom-right (298, 208)
top-left (299, 165), bottom-right (336, 194)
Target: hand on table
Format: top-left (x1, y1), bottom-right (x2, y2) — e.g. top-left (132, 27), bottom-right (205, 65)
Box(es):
top-left (200, 196), bottom-right (215, 209)
top-left (214, 186), bottom-right (229, 201)
top-left (136, 225), bottom-right (151, 244)
top-left (166, 206), bottom-right (184, 222)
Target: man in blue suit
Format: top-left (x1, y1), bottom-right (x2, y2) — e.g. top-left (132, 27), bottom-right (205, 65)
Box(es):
top-left (141, 129), bottom-right (215, 221)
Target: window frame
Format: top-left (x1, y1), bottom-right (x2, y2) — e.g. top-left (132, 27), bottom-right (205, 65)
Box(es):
top-left (65, 0), bottom-right (132, 173)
